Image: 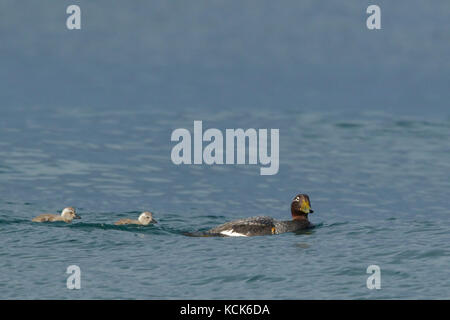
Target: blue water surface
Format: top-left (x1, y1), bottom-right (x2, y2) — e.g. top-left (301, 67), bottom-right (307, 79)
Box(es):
top-left (0, 106), bottom-right (449, 299)
top-left (0, 1), bottom-right (449, 299)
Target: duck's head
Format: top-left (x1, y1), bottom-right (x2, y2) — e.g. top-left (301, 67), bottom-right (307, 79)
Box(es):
top-left (61, 207), bottom-right (81, 221)
top-left (138, 212), bottom-right (157, 225)
top-left (291, 194), bottom-right (313, 220)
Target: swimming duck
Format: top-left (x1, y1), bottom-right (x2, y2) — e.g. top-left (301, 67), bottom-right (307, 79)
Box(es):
top-left (114, 212), bottom-right (157, 226)
top-left (32, 207), bottom-right (81, 223)
top-left (205, 194), bottom-right (314, 237)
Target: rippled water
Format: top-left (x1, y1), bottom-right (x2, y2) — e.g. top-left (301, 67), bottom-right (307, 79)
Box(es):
top-left (0, 105), bottom-right (449, 299)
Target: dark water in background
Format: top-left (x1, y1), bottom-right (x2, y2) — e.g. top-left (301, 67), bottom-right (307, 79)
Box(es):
top-left (0, 1), bottom-right (450, 299)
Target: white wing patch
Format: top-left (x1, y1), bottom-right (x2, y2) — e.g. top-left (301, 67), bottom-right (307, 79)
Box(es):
top-left (220, 229), bottom-right (248, 237)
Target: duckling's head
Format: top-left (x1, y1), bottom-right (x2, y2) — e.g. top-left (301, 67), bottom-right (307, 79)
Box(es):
top-left (291, 194), bottom-right (313, 220)
top-left (138, 212), bottom-right (157, 225)
top-left (61, 207), bottom-right (81, 221)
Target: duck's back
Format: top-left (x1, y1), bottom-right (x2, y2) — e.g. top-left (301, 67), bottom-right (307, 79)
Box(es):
top-left (32, 214), bottom-right (63, 222)
top-left (207, 216), bottom-right (277, 237)
top-left (115, 218), bottom-right (139, 225)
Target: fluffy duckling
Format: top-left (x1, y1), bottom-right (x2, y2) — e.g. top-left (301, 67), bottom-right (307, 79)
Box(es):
top-left (114, 212), bottom-right (157, 226)
top-left (32, 207), bottom-right (81, 223)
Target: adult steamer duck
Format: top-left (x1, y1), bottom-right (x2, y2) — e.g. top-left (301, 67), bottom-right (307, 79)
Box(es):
top-left (188, 194), bottom-right (314, 237)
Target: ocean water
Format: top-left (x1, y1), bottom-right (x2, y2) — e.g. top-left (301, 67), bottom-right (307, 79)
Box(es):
top-left (1, 0), bottom-right (450, 300)
top-left (0, 105), bottom-right (449, 299)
